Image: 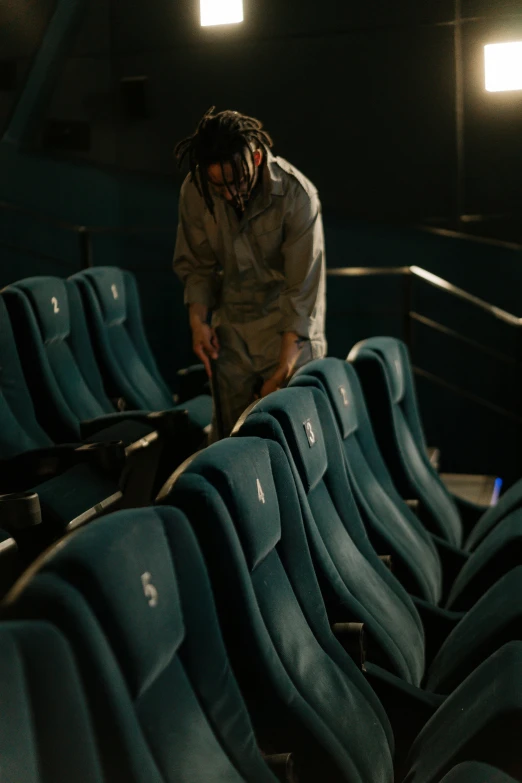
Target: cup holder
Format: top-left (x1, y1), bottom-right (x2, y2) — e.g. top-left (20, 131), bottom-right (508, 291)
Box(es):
top-left (0, 491), bottom-right (42, 531)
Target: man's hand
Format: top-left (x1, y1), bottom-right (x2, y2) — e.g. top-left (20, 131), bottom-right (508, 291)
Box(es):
top-left (259, 367), bottom-right (287, 398)
top-left (258, 331), bottom-right (306, 398)
top-left (189, 303), bottom-right (219, 377)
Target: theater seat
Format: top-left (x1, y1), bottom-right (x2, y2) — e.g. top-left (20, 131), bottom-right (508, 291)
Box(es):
top-left (1, 276), bottom-right (203, 497)
top-left (0, 621), bottom-right (106, 783)
top-left (70, 266), bottom-right (211, 431)
top-left (290, 358), bottom-right (522, 611)
top-left (0, 293), bottom-right (124, 540)
top-left (163, 437), bottom-right (522, 781)
top-left (4, 507), bottom-right (278, 783)
top-left (439, 762), bottom-right (519, 782)
top-left (348, 337), bottom-right (522, 551)
top-left (233, 389), bottom-right (522, 699)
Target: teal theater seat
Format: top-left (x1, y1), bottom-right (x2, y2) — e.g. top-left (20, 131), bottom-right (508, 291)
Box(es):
top-left (0, 621), bottom-right (107, 783)
top-left (348, 337), bottom-right (522, 552)
top-left (290, 358), bottom-right (522, 611)
top-left (2, 276), bottom-right (167, 445)
top-left (1, 276), bottom-right (205, 498)
top-left (70, 266), bottom-right (211, 432)
top-left (0, 293), bottom-right (123, 540)
top-left (163, 436), bottom-right (522, 781)
top-left (233, 388), bottom-right (522, 699)
top-left (439, 763), bottom-right (519, 782)
top-left (4, 506), bottom-right (278, 783)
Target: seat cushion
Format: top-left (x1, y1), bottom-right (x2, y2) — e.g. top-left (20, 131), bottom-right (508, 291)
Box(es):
top-left (0, 621), bottom-right (104, 783)
top-left (406, 641), bottom-right (522, 783)
top-left (439, 762), bottom-right (519, 782)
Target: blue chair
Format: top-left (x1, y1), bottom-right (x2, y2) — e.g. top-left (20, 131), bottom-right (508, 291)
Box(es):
top-left (233, 388), bottom-right (522, 698)
top-left (70, 266), bottom-right (211, 432)
top-left (4, 506), bottom-right (279, 783)
top-left (348, 336), bottom-right (522, 551)
top-left (163, 436), bottom-right (522, 781)
top-left (290, 358), bottom-right (522, 611)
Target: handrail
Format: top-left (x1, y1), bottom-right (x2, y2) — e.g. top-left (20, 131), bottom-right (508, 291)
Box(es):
top-left (328, 265), bottom-right (522, 422)
top-left (0, 200), bottom-right (520, 312)
top-left (327, 266), bottom-right (522, 327)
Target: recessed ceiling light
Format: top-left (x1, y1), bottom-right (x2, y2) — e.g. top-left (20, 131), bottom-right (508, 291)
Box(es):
top-left (485, 41), bottom-right (522, 92)
top-left (200, 0), bottom-right (243, 27)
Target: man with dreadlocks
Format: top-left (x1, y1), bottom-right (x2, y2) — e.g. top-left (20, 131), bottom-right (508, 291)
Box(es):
top-left (173, 106), bottom-right (326, 440)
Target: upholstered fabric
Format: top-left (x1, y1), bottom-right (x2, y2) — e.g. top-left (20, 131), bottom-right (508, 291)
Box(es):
top-left (2, 279), bottom-right (113, 441)
top-left (236, 386), bottom-right (522, 699)
top-left (349, 338), bottom-right (522, 556)
top-left (349, 338), bottom-right (463, 546)
top-left (425, 567), bottom-right (522, 694)
top-left (0, 621), bottom-right (105, 783)
top-left (0, 296), bottom-right (54, 457)
top-left (71, 268), bottom-right (177, 410)
top-left (70, 267), bottom-right (212, 430)
top-left (291, 359), bottom-right (522, 615)
top-left (169, 437), bottom-right (522, 782)
top-left (405, 642), bottom-right (522, 783)
top-left (239, 387), bottom-right (427, 686)
top-left (439, 762), bottom-right (519, 782)
top-left (8, 506), bottom-right (275, 783)
top-left (170, 440), bottom-right (395, 783)
top-left (291, 358), bottom-right (443, 604)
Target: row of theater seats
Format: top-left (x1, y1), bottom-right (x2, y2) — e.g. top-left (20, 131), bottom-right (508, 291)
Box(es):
top-left (0, 321), bottom-right (521, 780)
top-left (0, 266), bottom-right (212, 591)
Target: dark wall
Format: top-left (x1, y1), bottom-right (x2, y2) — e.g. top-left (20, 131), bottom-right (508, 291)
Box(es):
top-left (0, 0), bottom-right (57, 131)
top-left (30, 0), bottom-right (522, 225)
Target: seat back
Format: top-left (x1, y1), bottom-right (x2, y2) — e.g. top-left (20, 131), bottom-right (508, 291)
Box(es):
top-left (236, 387), bottom-right (426, 686)
top-left (2, 277), bottom-right (114, 442)
top-left (349, 337), bottom-right (463, 546)
top-left (71, 267), bottom-right (173, 411)
top-left (0, 295), bottom-right (53, 457)
top-left (290, 357), bottom-right (443, 604)
top-left (6, 506), bottom-right (276, 783)
top-left (439, 762), bottom-right (519, 782)
top-left (167, 437), bottom-right (394, 783)
top-left (0, 621), bottom-right (105, 783)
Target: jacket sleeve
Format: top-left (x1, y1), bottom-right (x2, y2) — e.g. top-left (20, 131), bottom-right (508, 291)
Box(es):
top-left (173, 180), bottom-right (219, 309)
top-left (279, 189), bottom-right (326, 337)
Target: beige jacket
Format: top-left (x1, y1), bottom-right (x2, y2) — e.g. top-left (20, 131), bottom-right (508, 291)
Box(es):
top-left (173, 150), bottom-right (326, 359)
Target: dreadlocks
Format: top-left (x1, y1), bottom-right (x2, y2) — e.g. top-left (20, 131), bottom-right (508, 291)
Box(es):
top-left (175, 107), bottom-right (274, 218)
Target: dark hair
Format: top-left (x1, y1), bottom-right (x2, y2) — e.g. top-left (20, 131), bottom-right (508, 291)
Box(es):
top-left (175, 106), bottom-right (274, 217)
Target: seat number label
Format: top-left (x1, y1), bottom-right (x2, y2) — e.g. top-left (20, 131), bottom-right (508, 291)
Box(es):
top-left (51, 296), bottom-right (60, 313)
top-left (111, 284), bottom-right (119, 299)
top-left (257, 478), bottom-right (265, 504)
top-left (304, 419), bottom-right (316, 447)
top-left (338, 386), bottom-right (349, 407)
top-left (141, 572), bottom-right (158, 607)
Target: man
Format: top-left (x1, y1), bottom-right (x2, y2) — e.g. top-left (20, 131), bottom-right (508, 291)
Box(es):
top-left (173, 106), bottom-right (326, 441)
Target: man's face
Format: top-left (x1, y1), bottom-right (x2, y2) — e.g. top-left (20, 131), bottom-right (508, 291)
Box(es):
top-left (206, 148), bottom-right (263, 211)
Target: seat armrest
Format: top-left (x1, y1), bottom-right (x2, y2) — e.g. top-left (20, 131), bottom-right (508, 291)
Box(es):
top-left (80, 409), bottom-right (190, 440)
top-left (427, 447), bottom-right (441, 471)
top-left (0, 442), bottom-right (125, 491)
top-left (176, 363), bottom-right (209, 403)
top-left (332, 622), bottom-right (366, 669)
top-left (263, 754), bottom-right (298, 783)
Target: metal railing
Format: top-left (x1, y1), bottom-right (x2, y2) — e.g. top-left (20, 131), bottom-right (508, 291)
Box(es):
top-left (1, 199), bottom-right (521, 421)
top-left (327, 266), bottom-right (522, 423)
